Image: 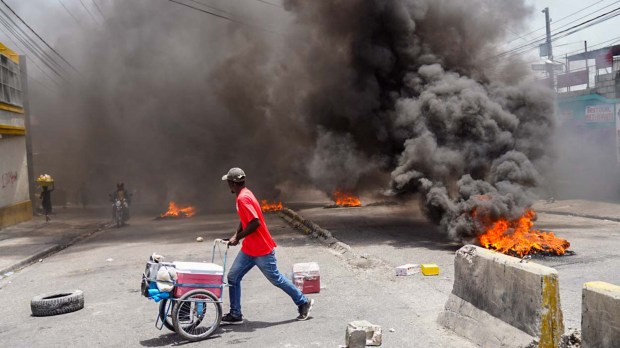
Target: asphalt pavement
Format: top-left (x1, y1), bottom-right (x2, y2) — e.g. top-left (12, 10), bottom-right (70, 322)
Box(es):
top-left (0, 199), bottom-right (619, 347)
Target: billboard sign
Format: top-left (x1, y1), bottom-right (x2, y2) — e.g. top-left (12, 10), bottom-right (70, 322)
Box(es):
top-left (585, 104), bottom-right (614, 122)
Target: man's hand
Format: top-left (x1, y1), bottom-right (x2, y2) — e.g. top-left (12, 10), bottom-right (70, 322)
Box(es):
top-left (229, 235), bottom-right (239, 246)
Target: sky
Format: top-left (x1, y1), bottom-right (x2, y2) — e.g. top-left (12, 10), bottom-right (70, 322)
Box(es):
top-left (519, 0), bottom-right (620, 70)
top-left (0, 0), bottom-right (616, 89)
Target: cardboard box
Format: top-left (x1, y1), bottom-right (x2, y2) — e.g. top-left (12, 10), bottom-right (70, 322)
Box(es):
top-left (395, 264), bottom-right (419, 276)
top-left (173, 261), bottom-right (223, 298)
top-left (421, 263), bottom-right (440, 276)
top-left (292, 262), bottom-right (320, 294)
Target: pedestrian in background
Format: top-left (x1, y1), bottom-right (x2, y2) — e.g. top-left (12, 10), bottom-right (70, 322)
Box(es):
top-left (40, 184), bottom-right (54, 222)
top-left (220, 167), bottom-right (314, 324)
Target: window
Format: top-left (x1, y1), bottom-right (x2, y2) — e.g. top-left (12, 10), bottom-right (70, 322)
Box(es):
top-left (0, 54), bottom-right (22, 107)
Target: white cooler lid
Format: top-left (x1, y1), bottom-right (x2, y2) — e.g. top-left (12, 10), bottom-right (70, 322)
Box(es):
top-left (293, 262), bottom-right (319, 273)
top-left (173, 261), bottom-right (223, 274)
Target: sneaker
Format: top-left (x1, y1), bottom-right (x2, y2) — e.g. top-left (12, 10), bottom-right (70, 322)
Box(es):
top-left (297, 299), bottom-right (314, 321)
top-left (221, 313), bottom-right (244, 325)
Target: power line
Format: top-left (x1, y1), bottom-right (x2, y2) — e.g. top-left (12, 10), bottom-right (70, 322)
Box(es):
top-left (0, 9), bottom-right (67, 79)
top-left (254, 0), bottom-right (283, 8)
top-left (492, 6), bottom-right (620, 61)
top-left (502, 1), bottom-right (620, 56)
top-left (56, 0), bottom-right (82, 27)
top-left (0, 21), bottom-right (60, 87)
top-left (185, 0), bottom-right (230, 15)
top-left (169, 0), bottom-right (233, 21)
top-left (91, 0), bottom-right (105, 20)
top-left (78, 0), bottom-right (98, 23)
top-left (507, 0), bottom-right (610, 43)
top-left (0, 0), bottom-right (78, 73)
top-left (168, 0), bottom-right (282, 36)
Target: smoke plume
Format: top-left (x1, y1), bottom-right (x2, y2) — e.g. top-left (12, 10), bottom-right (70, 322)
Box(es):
top-left (27, 0), bottom-right (555, 239)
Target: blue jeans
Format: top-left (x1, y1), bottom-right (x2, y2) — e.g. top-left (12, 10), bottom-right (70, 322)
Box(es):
top-left (227, 249), bottom-right (307, 317)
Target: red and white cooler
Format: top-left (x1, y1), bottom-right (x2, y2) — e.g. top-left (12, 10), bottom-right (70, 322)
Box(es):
top-left (173, 261), bottom-right (223, 298)
top-left (292, 262), bottom-right (320, 294)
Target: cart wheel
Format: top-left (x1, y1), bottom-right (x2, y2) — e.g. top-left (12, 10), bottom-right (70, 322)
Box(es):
top-left (172, 289), bottom-right (222, 341)
top-left (158, 299), bottom-right (175, 331)
top-left (159, 299), bottom-right (196, 332)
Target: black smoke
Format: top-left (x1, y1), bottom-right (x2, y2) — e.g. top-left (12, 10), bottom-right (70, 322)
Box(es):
top-left (27, 0), bottom-right (555, 239)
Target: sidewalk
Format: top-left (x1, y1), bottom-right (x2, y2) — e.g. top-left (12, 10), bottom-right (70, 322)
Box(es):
top-left (533, 199), bottom-right (620, 221)
top-left (0, 207), bottom-right (109, 276)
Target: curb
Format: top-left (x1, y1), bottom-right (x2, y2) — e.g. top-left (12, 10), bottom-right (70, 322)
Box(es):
top-left (538, 210), bottom-right (620, 223)
top-left (0, 221), bottom-right (110, 276)
top-left (278, 208), bottom-right (353, 255)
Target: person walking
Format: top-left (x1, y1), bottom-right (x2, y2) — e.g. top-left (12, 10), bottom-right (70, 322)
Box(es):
top-left (40, 184), bottom-right (54, 222)
top-left (221, 167), bottom-right (314, 324)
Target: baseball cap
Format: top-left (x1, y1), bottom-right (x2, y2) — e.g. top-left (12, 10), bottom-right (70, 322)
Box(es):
top-left (221, 167), bottom-right (246, 182)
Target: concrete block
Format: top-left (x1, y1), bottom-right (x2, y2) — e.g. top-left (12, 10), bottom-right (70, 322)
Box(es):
top-left (346, 328), bottom-right (366, 348)
top-left (346, 320), bottom-right (382, 346)
top-left (582, 281), bottom-right (620, 348)
top-left (438, 245), bottom-right (564, 348)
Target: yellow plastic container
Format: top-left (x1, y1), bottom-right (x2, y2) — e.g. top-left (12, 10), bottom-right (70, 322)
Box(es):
top-left (421, 264), bottom-right (440, 276)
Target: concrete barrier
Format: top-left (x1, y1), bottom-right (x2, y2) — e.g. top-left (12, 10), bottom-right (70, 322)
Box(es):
top-left (438, 245), bottom-right (564, 348)
top-left (582, 281), bottom-right (620, 348)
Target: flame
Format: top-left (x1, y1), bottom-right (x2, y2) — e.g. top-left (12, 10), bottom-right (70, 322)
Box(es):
top-left (332, 190), bottom-right (362, 207)
top-left (160, 201), bottom-right (196, 218)
top-left (261, 200), bottom-right (283, 212)
top-left (477, 209), bottom-right (570, 257)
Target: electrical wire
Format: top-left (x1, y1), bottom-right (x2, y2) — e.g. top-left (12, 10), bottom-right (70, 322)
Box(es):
top-left (0, 0), bottom-right (78, 73)
top-left (168, 0), bottom-right (282, 36)
top-left (0, 22), bottom-right (60, 88)
top-left (492, 6), bottom-right (620, 61)
top-left (56, 0), bottom-right (82, 27)
top-left (78, 0), bottom-right (98, 24)
top-left (507, 0), bottom-right (611, 43)
top-left (0, 10), bottom-right (67, 79)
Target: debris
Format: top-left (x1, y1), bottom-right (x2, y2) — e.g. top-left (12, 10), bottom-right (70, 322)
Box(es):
top-left (106, 258), bottom-right (113, 262)
top-left (196, 236), bottom-right (204, 242)
top-left (389, 328), bottom-right (395, 332)
top-left (559, 328), bottom-right (581, 348)
top-left (421, 263), bottom-right (440, 276)
top-left (38, 259), bottom-right (43, 263)
top-left (346, 320), bottom-right (382, 347)
top-left (395, 264), bottom-right (419, 276)
top-left (520, 255), bottom-right (532, 263)
top-left (4, 271), bottom-right (14, 277)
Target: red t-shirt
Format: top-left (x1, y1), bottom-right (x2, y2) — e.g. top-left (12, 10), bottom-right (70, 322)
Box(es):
top-left (236, 187), bottom-right (277, 256)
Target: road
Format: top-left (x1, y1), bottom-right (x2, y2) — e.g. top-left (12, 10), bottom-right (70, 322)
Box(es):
top-left (1, 202), bottom-right (618, 347)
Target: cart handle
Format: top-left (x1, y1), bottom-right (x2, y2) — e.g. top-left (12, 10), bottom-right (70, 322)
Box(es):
top-left (213, 238), bottom-right (230, 246)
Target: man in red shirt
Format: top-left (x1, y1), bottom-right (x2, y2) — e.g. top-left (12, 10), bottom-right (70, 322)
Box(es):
top-left (221, 167), bottom-right (314, 324)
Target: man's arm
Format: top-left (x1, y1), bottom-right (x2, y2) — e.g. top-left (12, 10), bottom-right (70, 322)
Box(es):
top-left (229, 219), bottom-right (260, 246)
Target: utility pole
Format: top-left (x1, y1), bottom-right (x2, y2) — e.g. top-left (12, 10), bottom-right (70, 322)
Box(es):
top-left (542, 7), bottom-right (555, 90)
top-left (19, 55), bottom-right (35, 210)
top-left (584, 41), bottom-right (590, 89)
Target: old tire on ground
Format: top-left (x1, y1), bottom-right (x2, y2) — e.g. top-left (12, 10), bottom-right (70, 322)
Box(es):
top-left (31, 290), bottom-right (84, 317)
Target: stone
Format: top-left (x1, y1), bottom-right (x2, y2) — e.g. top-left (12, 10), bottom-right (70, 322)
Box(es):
top-left (346, 320), bottom-right (382, 347)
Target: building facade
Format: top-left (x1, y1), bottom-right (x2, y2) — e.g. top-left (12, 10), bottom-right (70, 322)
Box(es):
top-left (0, 43), bottom-right (31, 228)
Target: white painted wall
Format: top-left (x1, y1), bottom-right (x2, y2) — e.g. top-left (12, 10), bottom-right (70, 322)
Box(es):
top-left (0, 136), bottom-right (29, 207)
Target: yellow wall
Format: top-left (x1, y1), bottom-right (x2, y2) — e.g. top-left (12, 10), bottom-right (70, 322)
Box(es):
top-left (0, 200), bottom-right (32, 229)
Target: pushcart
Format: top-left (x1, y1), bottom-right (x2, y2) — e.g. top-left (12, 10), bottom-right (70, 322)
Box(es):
top-left (143, 239), bottom-right (230, 341)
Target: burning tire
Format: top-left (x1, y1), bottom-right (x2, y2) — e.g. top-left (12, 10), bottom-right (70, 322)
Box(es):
top-left (31, 290), bottom-right (84, 317)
